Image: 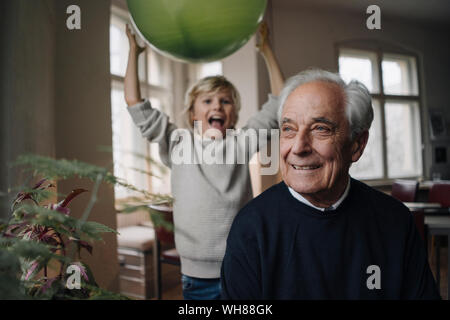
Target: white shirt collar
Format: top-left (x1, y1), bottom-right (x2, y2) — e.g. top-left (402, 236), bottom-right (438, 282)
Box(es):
top-left (288, 178), bottom-right (351, 212)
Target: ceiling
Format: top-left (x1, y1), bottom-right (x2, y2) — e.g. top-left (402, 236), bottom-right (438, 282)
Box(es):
top-left (273, 0), bottom-right (450, 27)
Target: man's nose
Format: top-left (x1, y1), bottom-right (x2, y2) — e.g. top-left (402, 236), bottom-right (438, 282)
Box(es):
top-left (291, 129), bottom-right (312, 156)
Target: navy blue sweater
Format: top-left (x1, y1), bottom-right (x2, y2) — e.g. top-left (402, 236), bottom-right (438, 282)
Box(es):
top-left (221, 179), bottom-right (440, 299)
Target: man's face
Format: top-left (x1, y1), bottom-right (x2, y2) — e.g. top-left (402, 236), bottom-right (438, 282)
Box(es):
top-left (280, 81), bottom-right (365, 207)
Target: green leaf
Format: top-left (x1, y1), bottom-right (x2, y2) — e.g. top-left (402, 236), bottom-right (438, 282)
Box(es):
top-left (0, 274), bottom-right (28, 299)
top-left (84, 284), bottom-right (130, 300)
top-left (10, 239), bottom-right (70, 265)
top-left (13, 154), bottom-right (109, 182)
top-left (78, 221), bottom-right (118, 241)
top-left (12, 154), bottom-right (170, 201)
top-left (0, 248), bottom-right (21, 273)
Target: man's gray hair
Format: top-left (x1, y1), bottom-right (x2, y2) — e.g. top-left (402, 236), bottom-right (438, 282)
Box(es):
top-left (277, 69), bottom-right (374, 140)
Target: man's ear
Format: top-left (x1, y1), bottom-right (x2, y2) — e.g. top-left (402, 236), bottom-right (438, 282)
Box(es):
top-left (351, 130), bottom-right (369, 163)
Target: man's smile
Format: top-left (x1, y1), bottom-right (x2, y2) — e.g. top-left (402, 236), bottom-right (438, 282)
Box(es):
top-left (289, 163), bottom-right (322, 170)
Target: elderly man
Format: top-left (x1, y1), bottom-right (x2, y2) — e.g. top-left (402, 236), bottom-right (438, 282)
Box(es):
top-left (220, 69), bottom-right (440, 299)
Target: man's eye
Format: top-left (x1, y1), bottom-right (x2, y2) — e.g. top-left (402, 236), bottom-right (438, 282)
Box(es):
top-left (282, 126), bottom-right (293, 132)
top-left (315, 126), bottom-right (330, 132)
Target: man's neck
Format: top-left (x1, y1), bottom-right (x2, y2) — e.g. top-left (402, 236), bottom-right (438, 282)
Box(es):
top-left (290, 176), bottom-right (351, 210)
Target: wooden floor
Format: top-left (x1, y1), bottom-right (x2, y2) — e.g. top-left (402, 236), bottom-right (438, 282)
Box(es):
top-left (159, 246), bottom-right (449, 300)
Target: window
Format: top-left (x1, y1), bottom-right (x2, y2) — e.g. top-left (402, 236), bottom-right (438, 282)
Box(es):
top-left (187, 61), bottom-right (223, 93)
top-left (110, 6), bottom-right (173, 202)
top-left (193, 62), bottom-right (223, 79)
top-left (338, 47), bottom-right (422, 181)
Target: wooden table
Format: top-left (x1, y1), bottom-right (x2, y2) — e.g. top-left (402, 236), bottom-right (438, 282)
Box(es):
top-left (404, 202), bottom-right (449, 215)
top-left (425, 216), bottom-right (450, 299)
top-left (404, 202), bottom-right (441, 210)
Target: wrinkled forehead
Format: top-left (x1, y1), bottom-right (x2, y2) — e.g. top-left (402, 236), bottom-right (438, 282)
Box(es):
top-left (282, 81), bottom-right (347, 120)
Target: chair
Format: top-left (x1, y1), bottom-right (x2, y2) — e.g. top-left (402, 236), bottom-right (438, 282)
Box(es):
top-left (391, 179), bottom-right (419, 202)
top-left (391, 180), bottom-right (425, 240)
top-left (391, 179), bottom-right (428, 256)
top-left (149, 204), bottom-right (180, 300)
top-left (117, 225), bottom-right (156, 299)
top-left (428, 183), bottom-right (450, 208)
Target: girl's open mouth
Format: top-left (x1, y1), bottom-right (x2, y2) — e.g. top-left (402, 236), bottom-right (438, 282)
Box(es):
top-left (208, 115), bottom-right (225, 130)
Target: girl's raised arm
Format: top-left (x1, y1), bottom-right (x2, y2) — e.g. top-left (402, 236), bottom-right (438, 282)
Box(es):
top-left (124, 24), bottom-right (146, 106)
top-left (256, 22), bottom-right (284, 96)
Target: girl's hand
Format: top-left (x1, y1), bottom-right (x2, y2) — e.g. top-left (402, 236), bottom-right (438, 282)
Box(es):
top-left (255, 21), bottom-right (284, 95)
top-left (256, 21), bottom-right (269, 53)
top-left (126, 24), bottom-right (146, 55)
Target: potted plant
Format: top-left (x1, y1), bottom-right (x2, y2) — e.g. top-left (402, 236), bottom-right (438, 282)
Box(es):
top-left (0, 153), bottom-right (172, 299)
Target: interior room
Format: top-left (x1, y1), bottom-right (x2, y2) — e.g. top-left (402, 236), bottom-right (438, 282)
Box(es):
top-left (1, 0), bottom-right (449, 300)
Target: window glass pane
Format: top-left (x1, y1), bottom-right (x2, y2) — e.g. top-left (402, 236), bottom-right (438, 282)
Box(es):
top-left (339, 49), bottom-right (379, 93)
top-left (148, 50), bottom-right (162, 86)
top-left (110, 9), bottom-right (173, 202)
top-left (110, 16), bottom-right (146, 81)
top-left (385, 101), bottom-right (422, 178)
top-left (382, 54), bottom-right (418, 96)
top-left (198, 62), bottom-right (223, 78)
top-left (149, 97), bottom-right (162, 109)
top-left (110, 17), bottom-right (128, 77)
top-left (148, 50), bottom-right (171, 87)
top-left (350, 100), bottom-right (383, 179)
top-left (111, 83), bottom-right (150, 199)
top-left (137, 53), bottom-right (146, 82)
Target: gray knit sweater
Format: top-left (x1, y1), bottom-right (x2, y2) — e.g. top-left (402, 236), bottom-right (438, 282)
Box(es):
top-left (127, 95), bottom-right (279, 278)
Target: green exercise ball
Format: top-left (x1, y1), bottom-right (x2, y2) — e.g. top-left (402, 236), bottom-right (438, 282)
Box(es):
top-left (127, 0), bottom-right (267, 63)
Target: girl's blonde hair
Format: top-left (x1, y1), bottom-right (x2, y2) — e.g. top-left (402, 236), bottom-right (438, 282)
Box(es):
top-left (183, 75), bottom-right (241, 129)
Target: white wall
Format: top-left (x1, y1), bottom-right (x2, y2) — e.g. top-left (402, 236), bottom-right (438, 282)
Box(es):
top-left (222, 36), bottom-right (259, 129)
top-left (1, 0), bottom-right (119, 292)
top-left (54, 0), bottom-right (119, 291)
top-left (0, 0), bottom-right (55, 218)
top-left (1, 0), bottom-right (56, 219)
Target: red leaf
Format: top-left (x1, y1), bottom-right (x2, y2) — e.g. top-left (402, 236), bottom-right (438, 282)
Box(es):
top-left (68, 237), bottom-right (93, 255)
top-left (54, 206), bottom-right (70, 215)
top-left (78, 240), bottom-right (93, 255)
top-left (12, 179), bottom-right (54, 208)
top-left (12, 192), bottom-right (34, 206)
top-left (33, 179), bottom-right (55, 191)
top-left (6, 222), bottom-right (27, 235)
top-left (72, 262), bottom-right (89, 281)
top-left (32, 179), bottom-right (47, 190)
top-left (25, 261), bottom-right (40, 280)
top-left (38, 229), bottom-right (56, 242)
top-left (59, 189), bottom-right (88, 208)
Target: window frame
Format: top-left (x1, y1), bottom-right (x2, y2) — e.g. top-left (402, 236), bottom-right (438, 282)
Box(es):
top-left (110, 5), bottom-right (175, 205)
top-left (110, 5), bottom-right (224, 205)
top-left (335, 41), bottom-right (424, 185)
